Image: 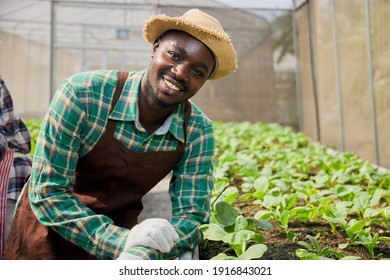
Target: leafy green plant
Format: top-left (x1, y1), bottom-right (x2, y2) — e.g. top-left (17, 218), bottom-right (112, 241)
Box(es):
top-left (296, 235), bottom-right (360, 260)
top-left (322, 203), bottom-right (379, 252)
top-left (254, 193), bottom-right (301, 241)
top-left (24, 118), bottom-right (43, 155)
top-left (200, 201), bottom-right (272, 260)
top-left (355, 230), bottom-right (379, 258)
top-left (322, 202), bottom-right (350, 234)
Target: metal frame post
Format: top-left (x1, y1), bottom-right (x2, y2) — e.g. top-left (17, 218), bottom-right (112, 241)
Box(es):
top-left (308, 0), bottom-right (321, 141)
top-left (365, 0), bottom-right (379, 165)
top-left (332, 0), bottom-right (345, 151)
top-left (50, 1), bottom-right (57, 100)
top-left (292, 0), bottom-right (304, 132)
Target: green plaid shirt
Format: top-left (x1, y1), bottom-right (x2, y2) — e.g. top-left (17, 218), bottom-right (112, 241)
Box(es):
top-left (28, 69), bottom-right (215, 260)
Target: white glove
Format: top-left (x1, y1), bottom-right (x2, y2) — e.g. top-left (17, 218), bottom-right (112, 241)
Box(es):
top-left (117, 252), bottom-right (143, 260)
top-left (122, 218), bottom-right (179, 253)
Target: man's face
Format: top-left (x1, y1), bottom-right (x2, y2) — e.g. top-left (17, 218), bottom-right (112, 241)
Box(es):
top-left (143, 30), bottom-right (215, 108)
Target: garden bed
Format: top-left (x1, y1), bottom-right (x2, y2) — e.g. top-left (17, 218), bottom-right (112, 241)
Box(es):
top-left (199, 204), bottom-right (390, 260)
top-left (199, 121), bottom-right (390, 260)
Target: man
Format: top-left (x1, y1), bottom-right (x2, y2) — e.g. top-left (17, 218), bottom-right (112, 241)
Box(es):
top-left (0, 76), bottom-right (32, 259)
top-left (5, 8), bottom-right (237, 260)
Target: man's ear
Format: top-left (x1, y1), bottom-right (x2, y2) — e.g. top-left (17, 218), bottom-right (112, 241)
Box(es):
top-left (152, 39), bottom-right (161, 56)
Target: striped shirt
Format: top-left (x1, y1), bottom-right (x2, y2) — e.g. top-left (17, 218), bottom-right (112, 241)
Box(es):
top-left (0, 80), bottom-right (32, 199)
top-left (1, 78), bottom-right (32, 259)
top-left (28, 69), bottom-right (215, 260)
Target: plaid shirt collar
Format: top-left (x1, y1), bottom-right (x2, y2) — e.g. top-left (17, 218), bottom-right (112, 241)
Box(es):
top-left (108, 70), bottom-right (186, 143)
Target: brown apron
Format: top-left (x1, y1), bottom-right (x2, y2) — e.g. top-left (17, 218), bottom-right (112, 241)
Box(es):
top-left (5, 71), bottom-right (191, 259)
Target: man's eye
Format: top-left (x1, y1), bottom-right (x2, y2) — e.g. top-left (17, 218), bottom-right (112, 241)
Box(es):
top-left (168, 51), bottom-right (180, 61)
top-left (193, 68), bottom-right (205, 78)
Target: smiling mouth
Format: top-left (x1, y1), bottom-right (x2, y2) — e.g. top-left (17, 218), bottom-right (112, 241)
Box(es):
top-left (164, 78), bottom-right (181, 92)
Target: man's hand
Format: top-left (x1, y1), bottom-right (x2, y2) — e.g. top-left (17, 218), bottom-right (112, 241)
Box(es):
top-left (119, 218), bottom-right (179, 258)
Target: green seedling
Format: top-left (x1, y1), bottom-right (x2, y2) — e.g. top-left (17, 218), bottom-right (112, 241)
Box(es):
top-left (255, 207), bottom-right (298, 242)
top-left (296, 235), bottom-right (335, 260)
top-left (354, 230), bottom-right (379, 258)
top-left (363, 205), bottom-right (390, 231)
top-left (255, 193), bottom-right (301, 241)
top-left (210, 243), bottom-right (268, 260)
top-left (344, 219), bottom-right (366, 244)
top-left (296, 234), bottom-right (360, 260)
top-left (322, 202), bottom-right (350, 233)
top-left (380, 207), bottom-right (390, 230)
top-left (200, 201), bottom-right (272, 260)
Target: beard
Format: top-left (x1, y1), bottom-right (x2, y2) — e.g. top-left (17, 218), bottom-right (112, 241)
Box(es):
top-left (143, 69), bottom-right (187, 109)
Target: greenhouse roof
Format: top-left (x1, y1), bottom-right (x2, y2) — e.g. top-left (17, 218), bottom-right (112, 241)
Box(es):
top-left (0, 1), bottom-right (303, 61)
top-left (0, 0), bottom-right (304, 74)
top-left (0, 0), bottom-right (305, 45)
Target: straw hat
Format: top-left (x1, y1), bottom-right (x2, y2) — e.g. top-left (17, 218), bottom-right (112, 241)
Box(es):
top-left (143, 9), bottom-right (238, 80)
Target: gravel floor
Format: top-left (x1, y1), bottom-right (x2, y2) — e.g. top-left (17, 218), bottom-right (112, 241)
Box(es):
top-left (138, 173), bottom-right (199, 260)
top-left (138, 174), bottom-right (172, 222)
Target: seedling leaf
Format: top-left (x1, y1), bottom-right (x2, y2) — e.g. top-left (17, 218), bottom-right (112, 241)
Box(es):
top-left (297, 240), bottom-right (313, 251)
top-left (211, 253), bottom-right (237, 260)
top-left (247, 218), bottom-right (273, 231)
top-left (223, 230), bottom-right (255, 245)
top-left (379, 236), bottom-right (390, 243)
top-left (199, 223), bottom-right (226, 241)
top-left (306, 235), bottom-right (320, 251)
top-left (234, 215), bottom-right (248, 232)
top-left (254, 176), bottom-right (269, 192)
top-left (254, 210), bottom-right (274, 220)
top-left (251, 232), bottom-right (265, 243)
top-left (338, 243), bottom-right (349, 249)
top-left (339, 256), bottom-right (361, 260)
top-left (296, 249), bottom-right (318, 260)
top-left (238, 244), bottom-right (267, 260)
top-left (215, 201), bottom-right (239, 226)
top-left (370, 189), bottom-right (383, 207)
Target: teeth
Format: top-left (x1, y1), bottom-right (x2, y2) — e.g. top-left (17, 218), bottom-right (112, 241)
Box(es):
top-left (166, 80), bottom-right (180, 91)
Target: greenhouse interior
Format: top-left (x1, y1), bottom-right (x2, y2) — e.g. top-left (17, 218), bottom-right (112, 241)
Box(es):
top-left (1, 0), bottom-right (390, 262)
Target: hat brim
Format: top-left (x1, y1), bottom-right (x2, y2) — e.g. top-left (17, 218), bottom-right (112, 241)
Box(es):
top-left (143, 15), bottom-right (237, 80)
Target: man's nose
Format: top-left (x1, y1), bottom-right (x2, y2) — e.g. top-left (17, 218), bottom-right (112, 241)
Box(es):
top-left (171, 63), bottom-right (189, 82)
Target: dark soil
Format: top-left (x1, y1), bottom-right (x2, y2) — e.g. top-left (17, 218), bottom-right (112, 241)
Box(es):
top-left (199, 201), bottom-right (390, 260)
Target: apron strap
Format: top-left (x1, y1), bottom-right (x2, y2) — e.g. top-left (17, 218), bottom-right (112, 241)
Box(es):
top-left (0, 148), bottom-right (14, 259)
top-left (111, 71), bottom-right (129, 114)
top-left (105, 71), bottom-right (129, 136)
